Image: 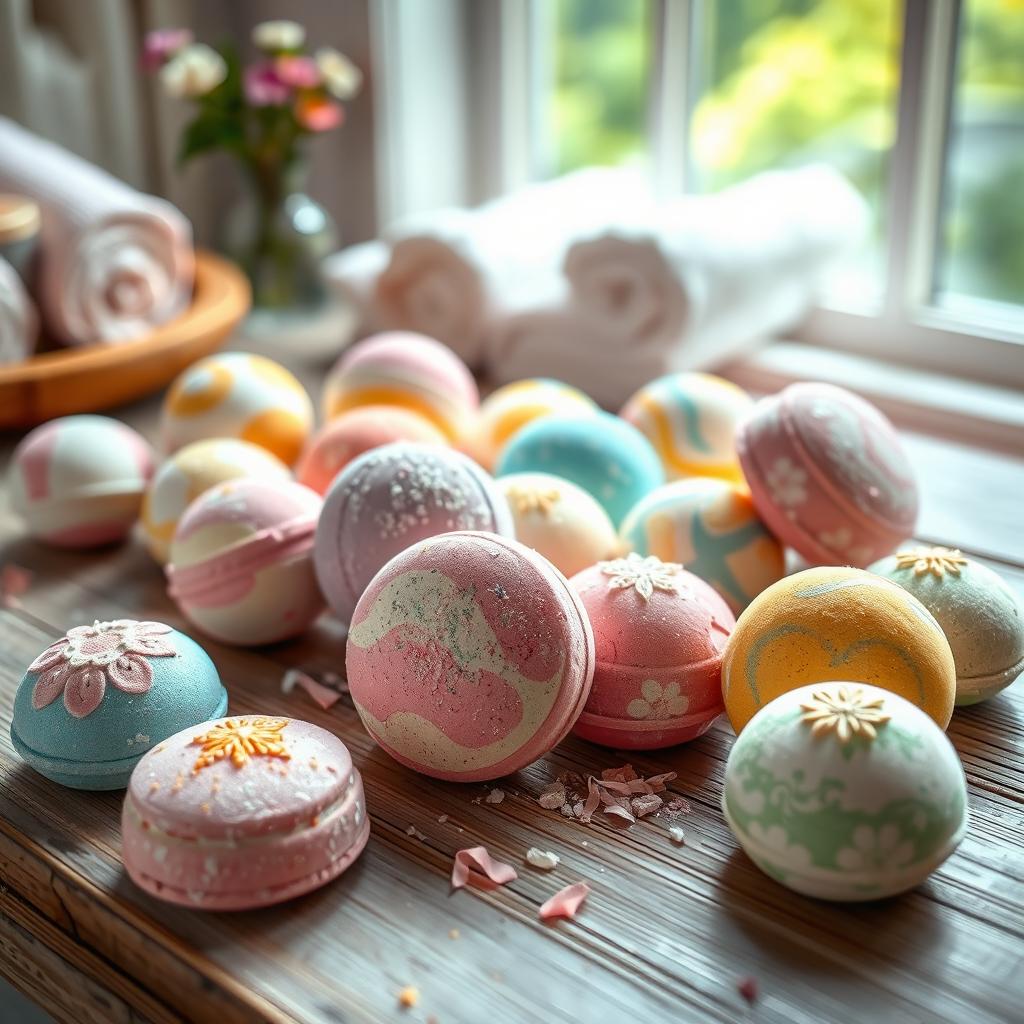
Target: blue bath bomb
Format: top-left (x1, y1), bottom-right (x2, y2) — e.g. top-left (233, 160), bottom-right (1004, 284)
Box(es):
top-left (495, 411), bottom-right (664, 526)
top-left (11, 619), bottom-right (227, 790)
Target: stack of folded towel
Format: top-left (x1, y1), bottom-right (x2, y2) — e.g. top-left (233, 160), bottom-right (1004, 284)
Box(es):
top-left (325, 165), bottom-right (867, 406)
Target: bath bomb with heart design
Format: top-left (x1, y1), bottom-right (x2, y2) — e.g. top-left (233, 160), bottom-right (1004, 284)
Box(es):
top-left (869, 545), bottom-right (1024, 706)
top-left (345, 531), bottom-right (595, 782)
top-left (723, 682), bottom-right (968, 901)
top-left (721, 566), bottom-right (956, 734)
top-left (736, 382), bottom-right (918, 567)
top-left (570, 554), bottom-right (735, 749)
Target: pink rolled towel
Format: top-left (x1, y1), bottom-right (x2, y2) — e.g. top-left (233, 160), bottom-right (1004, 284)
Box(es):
top-left (0, 118), bottom-right (194, 346)
top-left (0, 255), bottom-right (38, 364)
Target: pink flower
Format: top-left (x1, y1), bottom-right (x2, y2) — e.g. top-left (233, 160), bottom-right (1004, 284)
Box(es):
top-left (244, 62), bottom-right (291, 106)
top-left (274, 55), bottom-right (321, 89)
top-left (295, 95), bottom-right (344, 132)
top-left (142, 28), bottom-right (194, 71)
top-left (29, 620), bottom-right (176, 718)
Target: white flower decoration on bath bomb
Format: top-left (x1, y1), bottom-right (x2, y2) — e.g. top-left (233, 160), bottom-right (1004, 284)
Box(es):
top-left (765, 456), bottom-right (808, 509)
top-left (627, 680), bottom-right (690, 721)
top-left (598, 553), bottom-right (687, 601)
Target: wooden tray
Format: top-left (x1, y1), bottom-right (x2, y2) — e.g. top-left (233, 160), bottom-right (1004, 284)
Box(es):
top-left (0, 250), bottom-right (250, 429)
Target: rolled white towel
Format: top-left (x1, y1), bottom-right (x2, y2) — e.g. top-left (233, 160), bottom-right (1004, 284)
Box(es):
top-left (0, 254), bottom-right (38, 364)
top-left (322, 239), bottom-right (390, 328)
top-left (0, 117), bottom-right (194, 346)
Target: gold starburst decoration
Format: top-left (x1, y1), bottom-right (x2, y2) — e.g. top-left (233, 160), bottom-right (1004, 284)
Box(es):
top-left (191, 717), bottom-right (291, 772)
top-left (506, 484), bottom-right (561, 517)
top-left (894, 545), bottom-right (968, 579)
top-left (800, 686), bottom-right (891, 744)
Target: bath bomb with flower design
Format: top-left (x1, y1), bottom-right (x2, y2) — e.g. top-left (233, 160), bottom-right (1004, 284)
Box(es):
top-left (570, 554), bottom-right (735, 749)
top-left (346, 531), bottom-right (594, 782)
top-left (619, 477), bottom-right (785, 613)
top-left (721, 566), bottom-right (956, 734)
top-left (321, 332), bottom-right (479, 444)
top-left (496, 411), bottom-right (664, 527)
top-left (315, 442), bottom-right (513, 625)
top-left (11, 619), bottom-right (226, 790)
top-left (723, 682), bottom-right (968, 901)
top-left (140, 438), bottom-right (291, 563)
top-left (122, 716), bottom-right (368, 909)
top-left (167, 478), bottom-right (324, 645)
top-left (869, 545), bottom-right (1024, 706)
top-left (736, 382), bottom-right (918, 567)
top-left (9, 415), bottom-right (155, 548)
top-left (620, 372), bottom-right (752, 484)
top-left (161, 352), bottom-right (313, 466)
top-left (498, 472), bottom-right (620, 579)
top-left (296, 405), bottom-right (447, 494)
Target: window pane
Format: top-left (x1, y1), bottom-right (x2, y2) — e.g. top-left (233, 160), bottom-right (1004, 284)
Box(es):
top-left (937, 0), bottom-right (1024, 310)
top-left (537, 0), bottom-right (651, 178)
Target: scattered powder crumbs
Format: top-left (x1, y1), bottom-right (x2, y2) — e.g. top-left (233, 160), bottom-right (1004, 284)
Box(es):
top-left (448, 928), bottom-right (460, 940)
top-left (536, 766), bottom-right (678, 832)
top-left (485, 787), bottom-right (505, 804)
top-left (397, 986), bottom-right (419, 1009)
top-left (525, 849), bottom-right (560, 870)
top-left (538, 781), bottom-right (567, 809)
top-left (437, 814), bottom-right (449, 824)
top-left (405, 825), bottom-right (427, 841)
top-left (737, 977), bottom-right (759, 1005)
top-left (668, 826), bottom-right (686, 845)
top-left (539, 882), bottom-right (591, 922)
top-left (451, 846), bottom-right (518, 890)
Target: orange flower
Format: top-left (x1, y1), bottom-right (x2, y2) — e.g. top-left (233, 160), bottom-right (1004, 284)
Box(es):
top-left (296, 95), bottom-right (343, 132)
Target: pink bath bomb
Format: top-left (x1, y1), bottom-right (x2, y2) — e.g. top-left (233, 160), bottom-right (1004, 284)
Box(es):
top-left (570, 553), bottom-right (735, 749)
top-left (167, 478), bottom-right (324, 645)
top-left (736, 382), bottom-right (918, 567)
top-left (296, 404), bottom-right (448, 494)
top-left (346, 531), bottom-right (595, 782)
top-left (121, 716), bottom-right (368, 910)
top-left (314, 442), bottom-right (513, 625)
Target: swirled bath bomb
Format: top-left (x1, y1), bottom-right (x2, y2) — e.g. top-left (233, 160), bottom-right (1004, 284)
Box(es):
top-left (620, 372), bottom-right (752, 483)
top-left (167, 479), bottom-right (324, 646)
top-left (346, 531), bottom-right (595, 782)
top-left (11, 619), bottom-right (226, 790)
top-left (140, 438), bottom-right (291, 563)
top-left (474, 379), bottom-right (598, 470)
top-left (296, 405), bottom-right (447, 494)
top-left (570, 554), bottom-right (734, 749)
top-left (736, 382), bottom-right (917, 567)
top-left (721, 567), bottom-right (956, 734)
top-left (161, 352), bottom-right (313, 465)
top-left (869, 546), bottom-right (1024, 706)
top-left (619, 477), bottom-right (785, 613)
top-left (122, 717), bottom-right (368, 909)
top-left (498, 472), bottom-right (619, 578)
top-left (8, 415), bottom-right (155, 548)
top-left (314, 442), bottom-right (513, 625)
top-left (495, 411), bottom-right (664, 527)
top-left (321, 331), bottom-right (478, 443)
top-left (723, 682), bottom-right (968, 901)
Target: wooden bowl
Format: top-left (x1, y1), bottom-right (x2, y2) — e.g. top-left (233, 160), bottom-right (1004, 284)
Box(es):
top-left (0, 250), bottom-right (250, 429)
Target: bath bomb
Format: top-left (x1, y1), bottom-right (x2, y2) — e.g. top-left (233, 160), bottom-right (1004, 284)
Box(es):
top-left (620, 372), bottom-right (752, 483)
top-left (499, 472), bottom-right (619, 578)
top-left (721, 566), bottom-right (956, 734)
top-left (122, 717), bottom-right (368, 909)
top-left (346, 531), bottom-right (595, 782)
top-left (474, 379), bottom-right (598, 470)
top-left (869, 545), bottom-right (1024, 706)
top-left (570, 554), bottom-right (735, 749)
top-left (167, 478), bottom-right (324, 646)
top-left (619, 477), bottom-right (785, 613)
top-left (736, 382), bottom-right (918, 567)
top-left (8, 415), bottom-right (155, 548)
top-left (322, 331), bottom-right (478, 443)
top-left (161, 352), bottom-right (313, 465)
top-left (723, 682), bottom-right (968, 901)
top-left (11, 619), bottom-right (226, 790)
top-left (495, 411), bottom-right (664, 527)
top-left (314, 442), bottom-right (513, 625)
top-left (140, 438), bottom-right (292, 563)
top-left (296, 405), bottom-right (447, 494)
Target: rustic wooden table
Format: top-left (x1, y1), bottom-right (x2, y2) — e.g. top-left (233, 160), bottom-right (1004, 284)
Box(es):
top-left (1, 345), bottom-right (1022, 1024)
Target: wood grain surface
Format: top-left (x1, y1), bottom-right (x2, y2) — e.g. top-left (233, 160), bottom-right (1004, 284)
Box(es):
top-left (0, 351), bottom-right (1022, 1024)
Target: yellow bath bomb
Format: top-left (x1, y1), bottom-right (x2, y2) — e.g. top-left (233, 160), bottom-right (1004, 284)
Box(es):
top-left (721, 566), bottom-right (956, 734)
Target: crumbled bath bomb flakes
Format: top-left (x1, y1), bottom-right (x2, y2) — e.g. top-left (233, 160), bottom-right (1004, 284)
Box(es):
top-left (485, 787), bottom-right (505, 804)
top-left (437, 814), bottom-right (449, 824)
top-left (538, 781), bottom-right (566, 809)
top-left (405, 824), bottom-right (426, 841)
top-left (737, 976), bottom-right (759, 1004)
top-left (539, 881), bottom-right (591, 921)
top-left (631, 794), bottom-right (662, 818)
top-left (525, 848), bottom-right (560, 870)
top-left (398, 986), bottom-right (419, 1009)
top-left (668, 826), bottom-right (686, 845)
top-left (448, 928), bottom-right (460, 940)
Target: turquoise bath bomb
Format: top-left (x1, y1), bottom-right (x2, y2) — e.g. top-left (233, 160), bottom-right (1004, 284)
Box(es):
top-left (495, 411), bottom-right (664, 526)
top-left (11, 619), bottom-right (227, 790)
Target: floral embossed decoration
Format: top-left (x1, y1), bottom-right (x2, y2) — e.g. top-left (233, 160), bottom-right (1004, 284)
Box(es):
top-left (192, 717), bottom-right (291, 772)
top-left (627, 680), bottom-right (690, 721)
top-left (894, 545), bottom-right (968, 579)
top-left (29, 620), bottom-right (176, 719)
top-left (599, 553), bottom-right (686, 601)
top-left (800, 686), bottom-right (891, 743)
top-left (505, 484), bottom-right (561, 517)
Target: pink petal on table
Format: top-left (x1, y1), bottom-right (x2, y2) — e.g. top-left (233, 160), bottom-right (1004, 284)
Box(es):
top-left (28, 641), bottom-right (66, 674)
top-left (107, 652), bottom-right (154, 694)
top-left (580, 778), bottom-right (602, 823)
top-left (283, 668), bottom-right (341, 710)
top-left (646, 772), bottom-right (677, 789)
top-left (1, 564), bottom-right (33, 607)
top-left (539, 882), bottom-right (590, 921)
top-left (451, 846), bottom-right (518, 890)
top-left (597, 778), bottom-right (633, 795)
top-left (64, 666), bottom-right (105, 718)
top-left (32, 663), bottom-right (69, 709)
top-left (737, 976), bottom-right (759, 1004)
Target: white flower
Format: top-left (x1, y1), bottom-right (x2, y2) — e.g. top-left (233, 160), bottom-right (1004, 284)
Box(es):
top-left (746, 822), bottom-right (812, 869)
top-left (253, 19), bottom-right (305, 52)
top-left (316, 47), bottom-right (363, 99)
top-left (627, 679), bottom-right (690, 720)
top-left (836, 824), bottom-right (914, 872)
top-left (764, 456), bottom-right (808, 508)
top-left (598, 552), bottom-right (686, 601)
top-left (160, 44), bottom-right (227, 98)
